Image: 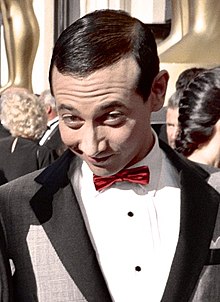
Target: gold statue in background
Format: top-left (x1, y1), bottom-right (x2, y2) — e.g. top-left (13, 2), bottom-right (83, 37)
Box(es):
top-left (159, 0), bottom-right (220, 105)
top-left (157, 0), bottom-right (189, 55)
top-left (160, 0), bottom-right (220, 64)
top-left (0, 0), bottom-right (39, 93)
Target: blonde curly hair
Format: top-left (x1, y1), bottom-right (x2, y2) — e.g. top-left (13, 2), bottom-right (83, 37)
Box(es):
top-left (0, 92), bottom-right (47, 140)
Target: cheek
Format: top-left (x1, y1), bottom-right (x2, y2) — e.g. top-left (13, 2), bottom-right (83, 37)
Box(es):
top-left (166, 126), bottom-right (171, 135)
top-left (108, 122), bottom-right (137, 150)
top-left (59, 124), bottom-right (76, 147)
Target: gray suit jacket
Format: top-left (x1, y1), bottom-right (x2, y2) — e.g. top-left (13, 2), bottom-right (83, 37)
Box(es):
top-left (0, 141), bottom-right (219, 302)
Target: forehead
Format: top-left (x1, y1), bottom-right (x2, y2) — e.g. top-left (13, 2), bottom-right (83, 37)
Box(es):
top-left (51, 57), bottom-right (140, 98)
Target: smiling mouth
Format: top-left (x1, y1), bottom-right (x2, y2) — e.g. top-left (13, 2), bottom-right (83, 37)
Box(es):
top-left (88, 155), bottom-right (113, 165)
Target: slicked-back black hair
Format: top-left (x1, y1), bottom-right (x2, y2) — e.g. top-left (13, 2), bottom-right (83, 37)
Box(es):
top-left (49, 9), bottom-right (159, 101)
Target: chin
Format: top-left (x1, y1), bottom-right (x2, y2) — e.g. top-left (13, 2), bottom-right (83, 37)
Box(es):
top-left (90, 165), bottom-right (120, 177)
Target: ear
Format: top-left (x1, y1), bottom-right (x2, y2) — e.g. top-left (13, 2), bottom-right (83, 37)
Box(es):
top-left (46, 104), bottom-right (52, 114)
top-left (149, 70), bottom-right (169, 112)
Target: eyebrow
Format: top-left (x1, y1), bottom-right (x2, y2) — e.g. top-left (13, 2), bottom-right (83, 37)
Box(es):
top-left (98, 101), bottom-right (127, 111)
top-left (57, 103), bottom-right (80, 114)
top-left (57, 101), bottom-right (127, 113)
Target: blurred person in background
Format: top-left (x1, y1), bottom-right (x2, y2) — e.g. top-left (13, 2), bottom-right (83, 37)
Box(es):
top-left (38, 89), bottom-right (59, 144)
top-left (166, 67), bottom-right (206, 148)
top-left (166, 90), bottom-right (180, 148)
top-left (176, 67), bottom-right (220, 170)
top-left (39, 89), bottom-right (67, 158)
top-left (0, 87), bottom-right (31, 138)
top-left (0, 91), bottom-right (55, 184)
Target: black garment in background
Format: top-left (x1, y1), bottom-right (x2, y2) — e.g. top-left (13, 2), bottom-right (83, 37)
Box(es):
top-left (151, 123), bottom-right (168, 144)
top-left (151, 106), bottom-right (168, 144)
top-left (43, 126), bottom-right (67, 159)
top-left (0, 136), bottom-right (55, 185)
top-left (0, 123), bottom-right (10, 139)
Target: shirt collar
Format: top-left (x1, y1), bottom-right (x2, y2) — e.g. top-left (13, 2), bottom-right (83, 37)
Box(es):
top-left (75, 129), bottom-right (163, 193)
top-left (48, 116), bottom-right (59, 127)
top-left (128, 130), bottom-right (163, 190)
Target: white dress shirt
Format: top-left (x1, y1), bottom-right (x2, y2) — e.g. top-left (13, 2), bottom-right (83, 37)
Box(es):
top-left (71, 133), bottom-right (181, 302)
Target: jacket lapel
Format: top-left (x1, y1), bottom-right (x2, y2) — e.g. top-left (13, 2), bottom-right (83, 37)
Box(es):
top-left (31, 150), bottom-right (112, 302)
top-left (160, 140), bottom-right (220, 302)
top-left (31, 145), bottom-right (220, 302)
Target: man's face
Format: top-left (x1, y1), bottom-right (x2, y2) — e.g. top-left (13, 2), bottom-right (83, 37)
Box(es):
top-left (166, 107), bottom-right (179, 149)
top-left (52, 57), bottom-right (165, 176)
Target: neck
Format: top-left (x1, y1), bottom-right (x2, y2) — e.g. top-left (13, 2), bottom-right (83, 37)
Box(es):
top-left (188, 135), bottom-right (220, 168)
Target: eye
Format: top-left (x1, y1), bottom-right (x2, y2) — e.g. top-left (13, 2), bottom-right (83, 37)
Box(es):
top-left (61, 113), bottom-right (84, 129)
top-left (103, 111), bottom-right (126, 126)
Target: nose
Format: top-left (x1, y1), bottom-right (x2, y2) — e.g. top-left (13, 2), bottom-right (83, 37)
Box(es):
top-left (78, 124), bottom-right (106, 156)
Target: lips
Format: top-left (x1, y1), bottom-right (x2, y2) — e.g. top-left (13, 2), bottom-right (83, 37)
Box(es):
top-left (87, 154), bottom-right (113, 165)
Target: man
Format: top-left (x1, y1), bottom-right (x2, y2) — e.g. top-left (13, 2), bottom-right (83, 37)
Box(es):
top-left (166, 90), bottom-right (180, 148)
top-left (38, 89), bottom-right (66, 158)
top-left (38, 89), bottom-right (59, 146)
top-left (0, 9), bottom-right (219, 302)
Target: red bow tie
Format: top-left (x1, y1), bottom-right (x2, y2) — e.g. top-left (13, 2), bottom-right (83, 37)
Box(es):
top-left (93, 166), bottom-right (150, 191)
